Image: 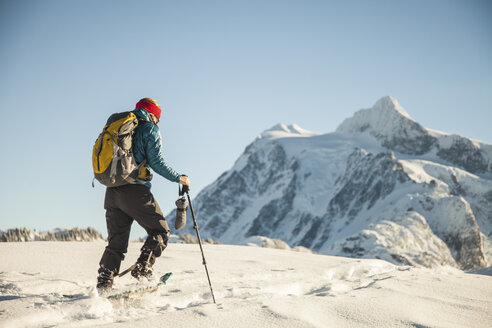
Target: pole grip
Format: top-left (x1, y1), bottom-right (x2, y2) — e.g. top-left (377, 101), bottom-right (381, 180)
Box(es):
top-left (179, 175), bottom-right (189, 196)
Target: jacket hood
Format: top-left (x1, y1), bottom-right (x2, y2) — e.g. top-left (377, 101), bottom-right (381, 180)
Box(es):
top-left (133, 107), bottom-right (153, 121)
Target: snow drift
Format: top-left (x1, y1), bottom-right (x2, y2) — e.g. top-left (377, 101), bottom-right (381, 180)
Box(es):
top-left (0, 242), bottom-right (490, 328)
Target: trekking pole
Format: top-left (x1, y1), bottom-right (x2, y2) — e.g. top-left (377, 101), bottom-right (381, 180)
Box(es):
top-left (180, 184), bottom-right (216, 304)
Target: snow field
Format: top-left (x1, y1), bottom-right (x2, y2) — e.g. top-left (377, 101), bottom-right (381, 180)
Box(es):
top-left (0, 242), bottom-right (491, 328)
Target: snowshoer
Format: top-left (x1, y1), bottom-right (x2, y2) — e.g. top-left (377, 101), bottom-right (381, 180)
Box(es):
top-left (96, 97), bottom-right (190, 292)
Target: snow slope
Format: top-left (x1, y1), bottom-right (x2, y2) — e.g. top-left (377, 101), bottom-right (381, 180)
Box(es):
top-left (170, 96), bottom-right (492, 271)
top-left (0, 242), bottom-right (491, 328)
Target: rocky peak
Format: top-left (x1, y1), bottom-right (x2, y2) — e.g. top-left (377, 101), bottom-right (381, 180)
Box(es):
top-left (336, 96), bottom-right (435, 155)
top-left (336, 96), bottom-right (414, 134)
top-left (373, 96), bottom-right (412, 119)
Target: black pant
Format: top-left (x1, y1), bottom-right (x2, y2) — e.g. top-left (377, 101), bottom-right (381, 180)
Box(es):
top-left (99, 184), bottom-right (170, 273)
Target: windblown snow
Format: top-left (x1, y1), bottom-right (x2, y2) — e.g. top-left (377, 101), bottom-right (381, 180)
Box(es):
top-left (1, 242), bottom-right (490, 328)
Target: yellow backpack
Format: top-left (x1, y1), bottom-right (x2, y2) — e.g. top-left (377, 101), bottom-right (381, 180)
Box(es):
top-left (92, 111), bottom-right (147, 187)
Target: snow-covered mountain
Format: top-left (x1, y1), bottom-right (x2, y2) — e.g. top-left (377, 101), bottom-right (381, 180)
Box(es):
top-left (171, 96), bottom-right (492, 271)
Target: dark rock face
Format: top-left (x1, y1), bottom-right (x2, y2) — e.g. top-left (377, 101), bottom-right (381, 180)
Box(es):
top-left (378, 121), bottom-right (436, 156)
top-left (296, 215), bottom-right (323, 249)
top-left (328, 149), bottom-right (410, 222)
top-left (438, 206), bottom-right (487, 271)
top-left (173, 141), bottom-right (296, 240)
top-left (380, 132), bottom-right (491, 175)
top-left (444, 230), bottom-right (487, 271)
top-left (422, 199), bottom-right (487, 271)
top-left (304, 150), bottom-right (412, 253)
top-left (247, 174), bottom-right (297, 237)
top-left (199, 170), bottom-right (250, 238)
top-left (0, 227), bottom-right (104, 242)
top-left (437, 136), bottom-right (490, 174)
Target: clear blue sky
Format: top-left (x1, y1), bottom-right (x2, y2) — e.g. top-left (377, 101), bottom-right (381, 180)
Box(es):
top-left (1, 0), bottom-right (491, 240)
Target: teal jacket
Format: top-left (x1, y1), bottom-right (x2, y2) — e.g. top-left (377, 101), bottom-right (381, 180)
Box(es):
top-left (132, 107), bottom-right (181, 188)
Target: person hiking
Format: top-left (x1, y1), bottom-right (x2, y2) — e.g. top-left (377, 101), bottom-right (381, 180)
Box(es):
top-left (96, 97), bottom-right (190, 292)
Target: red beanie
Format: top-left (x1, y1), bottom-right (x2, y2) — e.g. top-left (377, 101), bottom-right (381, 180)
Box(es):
top-left (135, 98), bottom-right (162, 120)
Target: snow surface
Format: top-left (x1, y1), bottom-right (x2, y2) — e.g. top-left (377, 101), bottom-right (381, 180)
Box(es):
top-left (1, 242), bottom-right (491, 328)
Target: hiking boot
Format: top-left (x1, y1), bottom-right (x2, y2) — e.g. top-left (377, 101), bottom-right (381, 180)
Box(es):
top-left (97, 266), bottom-right (114, 293)
top-left (130, 262), bottom-right (154, 279)
top-left (131, 246), bottom-right (155, 280)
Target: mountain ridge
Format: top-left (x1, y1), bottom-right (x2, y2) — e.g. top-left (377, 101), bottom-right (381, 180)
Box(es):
top-left (0, 227), bottom-right (104, 242)
top-left (337, 96), bottom-right (492, 174)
